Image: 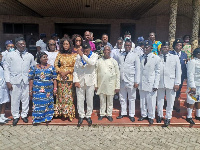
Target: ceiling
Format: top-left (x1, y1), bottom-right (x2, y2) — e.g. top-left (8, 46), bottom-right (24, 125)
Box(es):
top-left (0, 0), bottom-right (198, 19)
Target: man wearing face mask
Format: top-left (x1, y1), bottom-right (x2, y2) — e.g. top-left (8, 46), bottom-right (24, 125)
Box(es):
top-left (2, 40), bottom-right (15, 64)
top-left (4, 37), bottom-right (35, 126)
top-left (121, 31), bottom-right (135, 51)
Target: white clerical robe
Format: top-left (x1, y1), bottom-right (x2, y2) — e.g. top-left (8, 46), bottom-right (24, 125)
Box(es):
top-left (96, 57), bottom-right (120, 95)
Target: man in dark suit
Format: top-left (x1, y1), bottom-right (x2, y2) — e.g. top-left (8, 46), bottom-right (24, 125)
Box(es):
top-left (169, 38), bottom-right (187, 112)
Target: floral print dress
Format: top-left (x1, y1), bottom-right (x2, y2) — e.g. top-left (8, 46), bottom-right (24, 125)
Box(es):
top-left (54, 53), bottom-right (77, 121)
top-left (29, 65), bottom-right (57, 124)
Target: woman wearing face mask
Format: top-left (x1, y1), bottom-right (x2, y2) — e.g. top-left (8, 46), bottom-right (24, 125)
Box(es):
top-left (29, 52), bottom-right (57, 125)
top-left (54, 38), bottom-right (77, 121)
top-left (2, 40), bottom-right (15, 64)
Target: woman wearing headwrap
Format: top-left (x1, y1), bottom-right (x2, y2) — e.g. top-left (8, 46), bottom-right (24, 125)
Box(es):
top-left (29, 52), bottom-right (57, 125)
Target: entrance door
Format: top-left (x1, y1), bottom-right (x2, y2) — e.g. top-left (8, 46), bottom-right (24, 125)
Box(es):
top-left (55, 23), bottom-right (111, 41)
top-left (120, 23), bottom-right (136, 42)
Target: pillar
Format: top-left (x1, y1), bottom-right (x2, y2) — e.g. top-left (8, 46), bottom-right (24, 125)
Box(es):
top-left (191, 0), bottom-right (200, 52)
top-left (168, 0), bottom-right (178, 50)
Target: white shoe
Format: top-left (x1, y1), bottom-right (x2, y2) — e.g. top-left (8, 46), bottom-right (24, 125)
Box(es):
top-left (0, 117), bottom-right (6, 124)
top-left (1, 116), bottom-right (11, 121)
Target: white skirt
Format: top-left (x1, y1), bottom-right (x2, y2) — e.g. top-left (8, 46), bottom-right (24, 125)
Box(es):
top-left (0, 84), bottom-right (10, 104)
top-left (187, 86), bottom-right (200, 104)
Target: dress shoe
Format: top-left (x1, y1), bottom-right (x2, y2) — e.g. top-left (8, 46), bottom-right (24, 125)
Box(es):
top-left (22, 117), bottom-right (29, 123)
top-left (13, 118), bottom-right (19, 126)
top-left (77, 117), bottom-right (83, 127)
top-left (116, 115), bottom-right (126, 119)
top-left (129, 117), bottom-right (135, 122)
top-left (107, 116), bottom-right (113, 122)
top-left (164, 119), bottom-right (170, 127)
top-left (186, 117), bottom-right (195, 124)
top-left (138, 116), bottom-right (148, 121)
top-left (148, 118), bottom-right (154, 124)
top-left (98, 116), bottom-right (104, 120)
top-left (156, 116), bottom-right (163, 123)
top-left (86, 117), bottom-right (92, 126)
top-left (195, 116), bottom-right (200, 120)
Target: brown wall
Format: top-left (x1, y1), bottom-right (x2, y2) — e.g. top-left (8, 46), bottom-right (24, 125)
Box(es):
top-left (0, 14), bottom-right (194, 50)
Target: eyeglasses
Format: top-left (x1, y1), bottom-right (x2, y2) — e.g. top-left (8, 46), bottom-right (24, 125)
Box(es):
top-left (75, 40), bottom-right (81, 42)
top-left (125, 45), bottom-right (131, 47)
top-left (49, 44), bottom-right (56, 46)
top-left (18, 43), bottom-right (26, 46)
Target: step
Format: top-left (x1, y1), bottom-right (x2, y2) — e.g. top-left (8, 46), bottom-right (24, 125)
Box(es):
top-left (3, 114), bottom-right (200, 127)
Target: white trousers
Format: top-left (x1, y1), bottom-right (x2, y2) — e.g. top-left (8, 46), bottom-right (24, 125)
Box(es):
top-left (76, 84), bottom-right (94, 118)
top-left (139, 90), bottom-right (157, 119)
top-left (119, 82), bottom-right (136, 117)
top-left (157, 88), bottom-right (176, 119)
top-left (0, 86), bottom-right (10, 104)
top-left (10, 81), bottom-right (29, 119)
top-left (99, 94), bottom-right (113, 117)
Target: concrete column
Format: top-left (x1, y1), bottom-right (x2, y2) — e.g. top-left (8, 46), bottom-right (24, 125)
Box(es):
top-left (191, 0), bottom-right (200, 52)
top-left (168, 0), bottom-right (178, 50)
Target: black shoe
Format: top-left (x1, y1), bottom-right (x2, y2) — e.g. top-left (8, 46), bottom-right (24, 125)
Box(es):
top-left (86, 117), bottom-right (92, 126)
top-left (156, 116), bottom-right (163, 123)
top-left (116, 115), bottom-right (126, 119)
top-left (77, 117), bottom-right (83, 127)
top-left (138, 116), bottom-right (148, 121)
top-left (195, 116), bottom-right (200, 120)
top-left (13, 118), bottom-right (19, 126)
top-left (107, 116), bottom-right (113, 122)
top-left (98, 116), bottom-right (104, 120)
top-left (22, 117), bottom-right (28, 123)
top-left (148, 118), bottom-right (154, 124)
top-left (129, 117), bottom-right (135, 122)
top-left (164, 119), bottom-right (170, 127)
top-left (186, 117), bottom-right (195, 124)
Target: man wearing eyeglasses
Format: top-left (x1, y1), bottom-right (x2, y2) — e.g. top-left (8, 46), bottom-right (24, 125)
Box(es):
top-left (4, 37), bottom-right (36, 126)
top-left (115, 39), bottom-right (140, 122)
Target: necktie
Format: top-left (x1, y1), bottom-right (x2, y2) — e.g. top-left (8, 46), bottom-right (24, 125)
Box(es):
top-left (144, 55), bottom-right (148, 66)
top-left (124, 52), bottom-right (128, 61)
top-left (20, 52), bottom-right (23, 59)
top-left (164, 54), bottom-right (167, 62)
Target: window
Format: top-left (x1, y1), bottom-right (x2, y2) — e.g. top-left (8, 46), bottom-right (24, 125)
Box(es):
top-left (3, 23), bottom-right (39, 34)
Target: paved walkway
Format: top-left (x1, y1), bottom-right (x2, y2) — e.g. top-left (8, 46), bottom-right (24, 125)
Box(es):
top-left (1, 125), bottom-right (200, 150)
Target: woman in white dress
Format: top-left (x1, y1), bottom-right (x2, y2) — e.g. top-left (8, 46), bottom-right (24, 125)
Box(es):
top-left (0, 51), bottom-right (10, 123)
top-left (45, 39), bottom-right (58, 66)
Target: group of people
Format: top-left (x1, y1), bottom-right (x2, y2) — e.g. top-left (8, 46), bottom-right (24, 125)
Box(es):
top-left (0, 30), bottom-right (199, 127)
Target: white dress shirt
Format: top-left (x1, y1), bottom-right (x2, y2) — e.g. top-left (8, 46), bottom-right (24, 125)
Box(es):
top-left (4, 50), bottom-right (35, 84)
top-left (36, 39), bottom-right (47, 52)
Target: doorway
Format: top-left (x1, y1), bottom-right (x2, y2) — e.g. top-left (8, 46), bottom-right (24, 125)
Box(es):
top-left (55, 23), bottom-right (111, 41)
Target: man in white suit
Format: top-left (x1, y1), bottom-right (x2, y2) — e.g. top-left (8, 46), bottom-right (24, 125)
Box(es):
top-left (157, 41), bottom-right (181, 126)
top-left (73, 42), bottom-right (98, 127)
top-left (4, 37), bottom-right (35, 126)
top-left (115, 39), bottom-right (140, 122)
top-left (138, 41), bottom-right (160, 124)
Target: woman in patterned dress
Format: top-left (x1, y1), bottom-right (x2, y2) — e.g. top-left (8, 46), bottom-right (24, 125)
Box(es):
top-left (54, 37), bottom-right (77, 121)
top-left (29, 52), bottom-right (57, 125)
